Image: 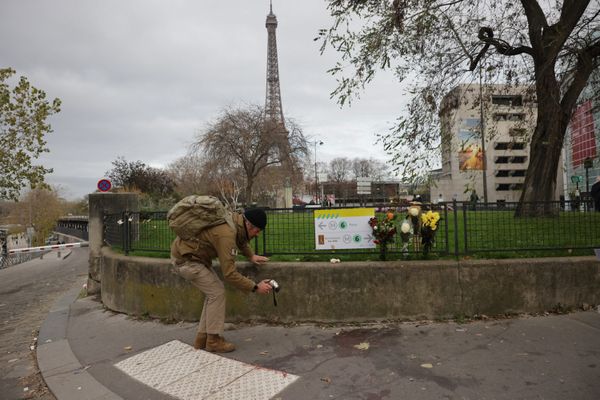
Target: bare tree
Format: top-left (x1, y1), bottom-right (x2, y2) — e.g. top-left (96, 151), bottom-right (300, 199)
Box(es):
top-left (167, 153), bottom-right (209, 196)
top-left (352, 158), bottom-right (388, 179)
top-left (319, 0), bottom-right (600, 216)
top-left (192, 105), bottom-right (308, 203)
top-left (9, 188), bottom-right (66, 246)
top-left (328, 157), bottom-right (353, 183)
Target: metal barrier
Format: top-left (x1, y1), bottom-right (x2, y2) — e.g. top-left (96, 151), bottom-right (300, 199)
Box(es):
top-left (55, 216), bottom-right (89, 241)
top-left (102, 201), bottom-right (600, 258)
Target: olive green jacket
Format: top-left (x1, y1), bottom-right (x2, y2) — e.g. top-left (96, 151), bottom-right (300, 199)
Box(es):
top-left (170, 213), bottom-right (256, 292)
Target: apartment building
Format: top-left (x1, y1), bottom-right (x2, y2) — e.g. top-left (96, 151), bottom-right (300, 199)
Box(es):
top-left (563, 70), bottom-right (599, 199)
top-left (431, 84), bottom-right (563, 204)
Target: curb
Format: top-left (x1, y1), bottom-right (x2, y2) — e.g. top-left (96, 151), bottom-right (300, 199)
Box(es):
top-left (37, 279), bottom-right (123, 400)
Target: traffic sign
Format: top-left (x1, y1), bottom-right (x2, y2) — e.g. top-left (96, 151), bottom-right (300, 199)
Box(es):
top-left (97, 179), bottom-right (112, 192)
top-left (570, 176), bottom-right (582, 184)
top-left (356, 177), bottom-right (372, 195)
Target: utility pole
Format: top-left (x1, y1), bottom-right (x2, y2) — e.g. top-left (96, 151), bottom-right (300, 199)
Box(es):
top-left (479, 66), bottom-right (489, 204)
top-left (314, 140), bottom-right (323, 202)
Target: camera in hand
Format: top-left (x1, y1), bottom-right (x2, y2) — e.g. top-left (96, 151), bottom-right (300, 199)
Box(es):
top-left (268, 279), bottom-right (280, 293)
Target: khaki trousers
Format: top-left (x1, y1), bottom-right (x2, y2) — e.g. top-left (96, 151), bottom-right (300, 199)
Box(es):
top-left (176, 261), bottom-right (225, 335)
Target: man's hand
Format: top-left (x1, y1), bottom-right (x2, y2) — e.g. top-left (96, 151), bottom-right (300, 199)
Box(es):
top-left (255, 279), bottom-right (273, 294)
top-left (250, 254), bottom-right (269, 265)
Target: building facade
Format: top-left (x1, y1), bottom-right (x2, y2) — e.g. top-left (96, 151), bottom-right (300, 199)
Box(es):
top-left (563, 70), bottom-right (600, 200)
top-left (431, 84), bottom-right (563, 204)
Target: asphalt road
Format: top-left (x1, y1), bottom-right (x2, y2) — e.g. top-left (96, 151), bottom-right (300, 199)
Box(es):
top-left (0, 249), bottom-right (88, 400)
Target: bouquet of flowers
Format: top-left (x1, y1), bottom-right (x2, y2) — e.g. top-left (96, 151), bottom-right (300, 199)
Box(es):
top-left (368, 210), bottom-right (397, 260)
top-left (399, 219), bottom-right (412, 256)
top-left (420, 210), bottom-right (441, 255)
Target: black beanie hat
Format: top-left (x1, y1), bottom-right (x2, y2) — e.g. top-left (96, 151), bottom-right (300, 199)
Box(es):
top-left (244, 208), bottom-right (267, 230)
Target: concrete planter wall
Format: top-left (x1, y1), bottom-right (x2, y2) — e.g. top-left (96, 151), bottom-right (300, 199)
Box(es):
top-left (100, 247), bottom-right (600, 322)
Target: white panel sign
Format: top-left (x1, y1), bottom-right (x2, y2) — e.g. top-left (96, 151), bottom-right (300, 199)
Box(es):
top-left (314, 208), bottom-right (375, 250)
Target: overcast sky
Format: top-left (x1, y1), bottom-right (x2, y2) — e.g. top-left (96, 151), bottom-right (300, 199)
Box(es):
top-left (1, 0), bottom-right (409, 200)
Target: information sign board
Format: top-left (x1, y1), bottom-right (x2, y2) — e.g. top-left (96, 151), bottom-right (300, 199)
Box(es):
top-left (314, 208), bottom-right (375, 250)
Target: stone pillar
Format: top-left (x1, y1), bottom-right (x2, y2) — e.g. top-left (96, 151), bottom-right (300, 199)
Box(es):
top-left (88, 193), bottom-right (138, 295)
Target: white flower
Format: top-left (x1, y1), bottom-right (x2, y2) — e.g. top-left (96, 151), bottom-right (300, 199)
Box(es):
top-left (408, 207), bottom-right (420, 217)
top-left (401, 221), bottom-right (411, 234)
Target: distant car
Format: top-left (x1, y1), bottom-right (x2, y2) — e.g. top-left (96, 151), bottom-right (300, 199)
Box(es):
top-left (45, 236), bottom-right (59, 245)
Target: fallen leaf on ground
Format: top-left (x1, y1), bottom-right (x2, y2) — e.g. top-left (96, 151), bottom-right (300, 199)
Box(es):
top-left (420, 363), bottom-right (433, 369)
top-left (259, 351), bottom-right (269, 356)
top-left (124, 346), bottom-right (133, 351)
top-left (353, 342), bottom-right (370, 350)
top-left (320, 377), bottom-right (331, 384)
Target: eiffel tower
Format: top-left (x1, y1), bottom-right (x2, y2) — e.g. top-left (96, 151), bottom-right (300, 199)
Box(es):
top-left (264, 1), bottom-right (294, 205)
top-left (265, 0), bottom-right (286, 131)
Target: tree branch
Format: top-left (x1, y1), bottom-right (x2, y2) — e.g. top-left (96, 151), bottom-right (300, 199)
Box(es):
top-left (471, 27), bottom-right (534, 70)
top-left (561, 39), bottom-right (600, 113)
top-left (520, 0), bottom-right (547, 49)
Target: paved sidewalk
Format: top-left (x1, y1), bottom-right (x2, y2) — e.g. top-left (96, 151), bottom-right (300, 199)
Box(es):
top-left (38, 282), bottom-right (600, 400)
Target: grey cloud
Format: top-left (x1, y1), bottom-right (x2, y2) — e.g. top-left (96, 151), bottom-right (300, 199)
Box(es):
top-left (1, 0), bottom-right (405, 199)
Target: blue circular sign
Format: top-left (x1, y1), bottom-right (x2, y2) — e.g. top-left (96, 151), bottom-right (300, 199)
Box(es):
top-left (97, 179), bottom-right (112, 192)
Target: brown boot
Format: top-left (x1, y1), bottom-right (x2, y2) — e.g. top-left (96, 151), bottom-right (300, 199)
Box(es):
top-left (193, 332), bottom-right (207, 350)
top-left (206, 334), bottom-right (236, 353)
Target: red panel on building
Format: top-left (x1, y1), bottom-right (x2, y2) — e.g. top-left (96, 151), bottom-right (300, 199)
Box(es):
top-left (570, 100), bottom-right (597, 168)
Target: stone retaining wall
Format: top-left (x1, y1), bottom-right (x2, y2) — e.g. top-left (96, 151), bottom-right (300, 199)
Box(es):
top-left (100, 247), bottom-right (600, 322)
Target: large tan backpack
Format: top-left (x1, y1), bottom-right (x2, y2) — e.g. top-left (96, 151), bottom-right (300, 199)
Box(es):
top-left (167, 195), bottom-right (234, 240)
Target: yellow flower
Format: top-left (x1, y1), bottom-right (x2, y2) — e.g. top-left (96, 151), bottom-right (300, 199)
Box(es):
top-left (421, 211), bottom-right (440, 230)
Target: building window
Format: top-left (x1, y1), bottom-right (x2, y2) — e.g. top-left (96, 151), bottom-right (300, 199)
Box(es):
top-left (491, 95), bottom-right (523, 106)
top-left (493, 113), bottom-right (525, 121)
top-left (495, 170), bottom-right (510, 177)
top-left (510, 156), bottom-right (527, 163)
top-left (509, 128), bottom-right (527, 137)
top-left (494, 142), bottom-right (526, 150)
top-left (569, 100), bottom-right (597, 168)
top-left (510, 170), bottom-right (526, 177)
top-left (510, 183), bottom-right (524, 190)
top-left (496, 184), bottom-right (511, 191)
top-left (495, 156), bottom-right (510, 164)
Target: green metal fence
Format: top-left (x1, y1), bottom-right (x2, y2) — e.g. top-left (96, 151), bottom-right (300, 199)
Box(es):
top-left (103, 201), bottom-right (600, 259)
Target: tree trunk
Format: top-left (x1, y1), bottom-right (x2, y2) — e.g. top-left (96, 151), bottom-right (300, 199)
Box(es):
top-left (515, 68), bottom-right (569, 217)
top-left (245, 180), bottom-right (253, 205)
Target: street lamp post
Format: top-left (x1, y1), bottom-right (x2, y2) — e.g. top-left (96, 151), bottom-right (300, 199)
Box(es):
top-left (584, 157), bottom-right (593, 211)
top-left (479, 65), bottom-right (488, 204)
top-left (314, 140), bottom-right (323, 202)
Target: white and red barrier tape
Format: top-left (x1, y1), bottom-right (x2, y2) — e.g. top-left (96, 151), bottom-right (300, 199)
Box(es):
top-left (7, 242), bottom-right (89, 254)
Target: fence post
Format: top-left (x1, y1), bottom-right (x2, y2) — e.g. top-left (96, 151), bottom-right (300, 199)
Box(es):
top-left (122, 212), bottom-right (130, 256)
top-left (462, 202), bottom-right (468, 254)
top-left (443, 203), bottom-right (450, 255)
top-left (262, 225), bottom-right (267, 256)
top-left (453, 200), bottom-right (459, 257)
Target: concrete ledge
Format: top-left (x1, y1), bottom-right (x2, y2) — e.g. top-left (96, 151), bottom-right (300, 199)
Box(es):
top-left (99, 247), bottom-right (600, 322)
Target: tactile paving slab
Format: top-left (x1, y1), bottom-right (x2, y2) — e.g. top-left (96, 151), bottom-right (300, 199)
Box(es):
top-left (115, 340), bottom-right (299, 400)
